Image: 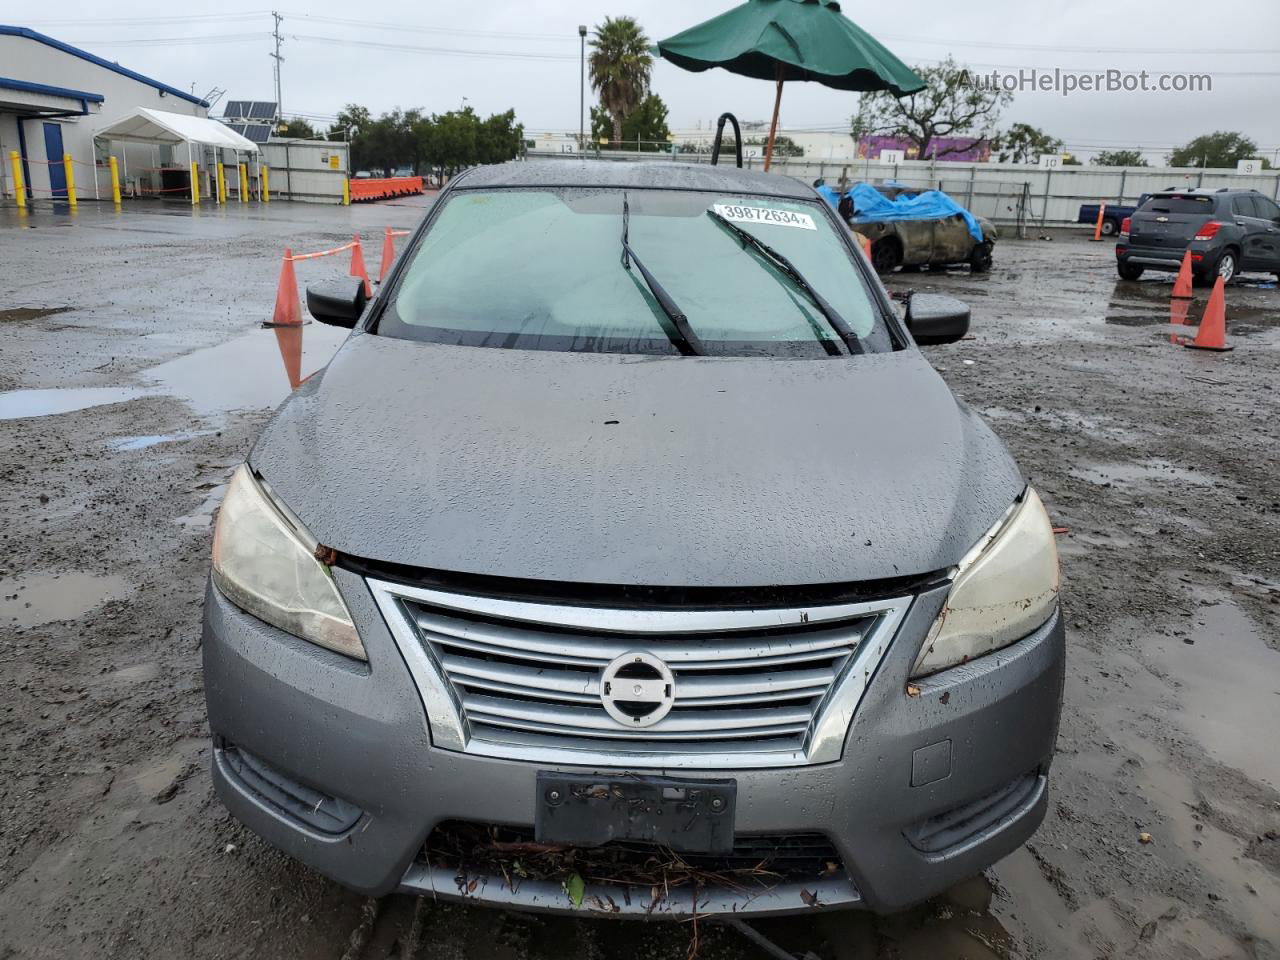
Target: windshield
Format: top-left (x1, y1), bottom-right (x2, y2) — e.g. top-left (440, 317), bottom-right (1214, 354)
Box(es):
top-left (378, 188), bottom-right (894, 357)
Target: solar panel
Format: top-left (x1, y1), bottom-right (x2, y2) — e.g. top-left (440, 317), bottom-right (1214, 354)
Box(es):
top-left (222, 122), bottom-right (246, 135)
top-left (244, 124), bottom-right (273, 144)
top-left (248, 101), bottom-right (277, 120)
top-left (222, 100), bottom-right (248, 119)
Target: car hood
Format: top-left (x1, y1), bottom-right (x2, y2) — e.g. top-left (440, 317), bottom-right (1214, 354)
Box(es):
top-left (250, 333), bottom-right (1024, 588)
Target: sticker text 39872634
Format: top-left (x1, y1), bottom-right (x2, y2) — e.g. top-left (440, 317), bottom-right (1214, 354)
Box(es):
top-left (713, 204), bottom-right (816, 230)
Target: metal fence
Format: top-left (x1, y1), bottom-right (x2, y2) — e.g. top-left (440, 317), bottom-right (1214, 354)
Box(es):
top-left (525, 148), bottom-right (1280, 234)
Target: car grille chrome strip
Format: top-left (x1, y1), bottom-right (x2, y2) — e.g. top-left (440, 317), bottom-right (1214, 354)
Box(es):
top-left (368, 577), bottom-right (910, 769)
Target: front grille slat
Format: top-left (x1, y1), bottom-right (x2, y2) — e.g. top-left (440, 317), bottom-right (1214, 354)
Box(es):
top-left (462, 693), bottom-right (815, 735)
top-left (371, 577), bottom-right (909, 768)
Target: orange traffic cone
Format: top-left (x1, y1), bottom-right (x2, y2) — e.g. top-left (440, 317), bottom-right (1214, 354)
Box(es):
top-left (858, 233), bottom-right (872, 261)
top-left (379, 227), bottom-right (395, 283)
top-left (1171, 251), bottom-right (1193, 299)
top-left (266, 248), bottom-right (303, 327)
top-left (350, 235), bottom-right (372, 297)
top-left (1183, 275), bottom-right (1232, 352)
top-left (273, 323), bottom-right (303, 389)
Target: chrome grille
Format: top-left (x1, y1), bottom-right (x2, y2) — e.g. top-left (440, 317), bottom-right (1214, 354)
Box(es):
top-left (369, 579), bottom-right (909, 769)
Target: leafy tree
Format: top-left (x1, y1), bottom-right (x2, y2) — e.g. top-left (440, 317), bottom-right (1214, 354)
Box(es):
top-left (332, 104), bottom-right (524, 178)
top-left (476, 109), bottom-right (525, 164)
top-left (853, 57), bottom-right (1011, 160)
top-left (589, 16), bottom-right (654, 147)
top-left (1091, 149), bottom-right (1148, 167)
top-left (591, 93), bottom-right (670, 150)
top-left (275, 117), bottom-right (316, 139)
top-left (1168, 131), bottom-right (1269, 168)
top-left (994, 123), bottom-right (1063, 164)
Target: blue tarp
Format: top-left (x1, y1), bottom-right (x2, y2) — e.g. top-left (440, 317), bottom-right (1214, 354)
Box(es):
top-left (817, 181), bottom-right (985, 243)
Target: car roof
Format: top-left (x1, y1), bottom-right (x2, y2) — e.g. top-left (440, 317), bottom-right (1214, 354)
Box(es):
top-left (453, 161), bottom-right (817, 200)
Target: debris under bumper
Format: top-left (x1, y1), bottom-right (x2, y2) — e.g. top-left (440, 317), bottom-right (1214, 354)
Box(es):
top-left (203, 571), bottom-right (1064, 917)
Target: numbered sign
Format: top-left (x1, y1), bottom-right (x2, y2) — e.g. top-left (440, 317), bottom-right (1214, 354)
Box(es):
top-left (1237, 159), bottom-right (1262, 176)
top-left (880, 149), bottom-right (905, 165)
top-left (1039, 154), bottom-right (1063, 170)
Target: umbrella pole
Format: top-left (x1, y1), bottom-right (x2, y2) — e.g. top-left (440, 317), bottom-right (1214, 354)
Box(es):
top-left (763, 67), bottom-right (784, 172)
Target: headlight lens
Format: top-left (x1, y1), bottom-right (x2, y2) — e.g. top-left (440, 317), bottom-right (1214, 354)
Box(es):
top-left (910, 487), bottom-right (1059, 678)
top-left (212, 465), bottom-right (365, 660)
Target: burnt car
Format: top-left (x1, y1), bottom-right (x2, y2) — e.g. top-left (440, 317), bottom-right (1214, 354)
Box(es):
top-left (830, 184), bottom-right (997, 274)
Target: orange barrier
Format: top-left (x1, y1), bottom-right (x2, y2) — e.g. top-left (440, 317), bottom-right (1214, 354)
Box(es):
top-left (349, 176), bottom-right (425, 203)
top-left (1183, 276), bottom-right (1232, 352)
top-left (267, 230), bottom-right (404, 325)
top-left (1092, 203), bottom-right (1107, 241)
top-left (379, 227), bottom-right (413, 282)
top-left (1171, 251), bottom-right (1194, 299)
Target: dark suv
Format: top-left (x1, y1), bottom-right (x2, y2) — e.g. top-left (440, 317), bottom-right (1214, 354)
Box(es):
top-left (1116, 188), bottom-right (1280, 284)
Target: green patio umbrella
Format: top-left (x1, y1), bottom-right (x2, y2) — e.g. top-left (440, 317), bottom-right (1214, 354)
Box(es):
top-left (656, 0), bottom-right (925, 171)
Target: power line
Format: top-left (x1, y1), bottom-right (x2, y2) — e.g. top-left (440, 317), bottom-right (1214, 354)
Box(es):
top-left (284, 12), bottom-right (572, 43)
top-left (66, 33), bottom-right (267, 47)
top-left (289, 34), bottom-right (579, 61)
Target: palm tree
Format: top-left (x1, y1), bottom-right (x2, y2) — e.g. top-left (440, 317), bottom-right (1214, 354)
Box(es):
top-left (589, 16), bottom-right (654, 147)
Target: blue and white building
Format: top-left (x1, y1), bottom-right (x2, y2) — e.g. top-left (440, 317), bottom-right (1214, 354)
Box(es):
top-left (0, 25), bottom-right (209, 202)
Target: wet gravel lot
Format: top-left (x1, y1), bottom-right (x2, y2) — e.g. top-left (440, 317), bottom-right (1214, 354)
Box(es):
top-left (1, 198), bottom-right (1278, 960)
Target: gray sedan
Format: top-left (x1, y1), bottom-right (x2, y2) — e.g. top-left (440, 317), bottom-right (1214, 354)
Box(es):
top-left (202, 161), bottom-right (1064, 919)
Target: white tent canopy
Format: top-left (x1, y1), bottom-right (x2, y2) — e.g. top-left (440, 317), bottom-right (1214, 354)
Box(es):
top-left (94, 107), bottom-right (259, 152)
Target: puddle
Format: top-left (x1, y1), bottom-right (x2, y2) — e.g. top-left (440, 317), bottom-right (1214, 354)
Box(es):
top-left (0, 387), bottom-right (144, 421)
top-left (1144, 602), bottom-right (1280, 789)
top-left (0, 324), bottom-right (348, 423)
top-left (0, 571), bottom-right (133, 629)
top-left (109, 433), bottom-right (201, 451)
top-left (144, 324), bottom-right (349, 417)
top-left (1070, 458), bottom-right (1222, 488)
top-left (0, 306), bottom-right (73, 323)
top-left (175, 482), bottom-right (229, 529)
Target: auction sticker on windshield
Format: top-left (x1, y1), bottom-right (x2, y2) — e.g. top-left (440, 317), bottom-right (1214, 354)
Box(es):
top-left (713, 203), bottom-right (816, 230)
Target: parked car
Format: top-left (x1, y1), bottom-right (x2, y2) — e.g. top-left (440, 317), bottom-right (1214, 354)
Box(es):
top-left (839, 185), bottom-right (997, 274)
top-left (1077, 194), bottom-right (1152, 236)
top-left (203, 161), bottom-right (1064, 919)
top-left (1116, 188), bottom-right (1280, 284)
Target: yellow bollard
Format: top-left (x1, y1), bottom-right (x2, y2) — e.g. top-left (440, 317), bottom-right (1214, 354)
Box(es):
top-left (63, 153), bottom-right (77, 208)
top-left (108, 156), bottom-right (121, 206)
top-left (238, 163), bottom-right (247, 204)
top-left (342, 177), bottom-right (350, 206)
top-left (216, 162), bottom-right (226, 205)
top-left (190, 162), bottom-right (199, 205)
top-left (8, 150), bottom-right (25, 210)
top-left (262, 164), bottom-right (270, 203)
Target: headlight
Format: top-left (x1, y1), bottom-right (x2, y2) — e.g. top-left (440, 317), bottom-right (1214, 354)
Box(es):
top-left (910, 487), bottom-right (1059, 678)
top-left (212, 465), bottom-right (365, 660)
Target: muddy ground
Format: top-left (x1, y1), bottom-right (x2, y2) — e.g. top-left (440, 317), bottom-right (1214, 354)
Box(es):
top-left (0, 198), bottom-right (1277, 960)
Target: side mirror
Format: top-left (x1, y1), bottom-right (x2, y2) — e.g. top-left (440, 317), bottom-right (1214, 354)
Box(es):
top-left (905, 293), bottom-right (970, 345)
top-left (306, 278), bottom-right (367, 328)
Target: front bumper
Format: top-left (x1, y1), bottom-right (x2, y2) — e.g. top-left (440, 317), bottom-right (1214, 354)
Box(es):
top-left (202, 570), bottom-right (1065, 916)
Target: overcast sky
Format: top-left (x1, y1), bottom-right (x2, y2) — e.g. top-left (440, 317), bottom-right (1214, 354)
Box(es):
top-left (23, 0), bottom-right (1280, 162)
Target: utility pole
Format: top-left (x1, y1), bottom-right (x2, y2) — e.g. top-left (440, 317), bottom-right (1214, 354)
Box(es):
top-left (578, 25), bottom-right (588, 156)
top-left (270, 11), bottom-right (284, 124)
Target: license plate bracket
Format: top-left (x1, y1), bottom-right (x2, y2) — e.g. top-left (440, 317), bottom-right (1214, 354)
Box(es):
top-left (534, 773), bottom-right (737, 854)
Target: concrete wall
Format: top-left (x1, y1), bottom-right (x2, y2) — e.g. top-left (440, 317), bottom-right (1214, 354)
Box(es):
top-left (0, 32), bottom-right (207, 202)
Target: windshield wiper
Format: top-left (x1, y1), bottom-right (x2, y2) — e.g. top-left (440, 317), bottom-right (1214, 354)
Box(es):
top-left (707, 209), bottom-right (863, 355)
top-left (622, 198), bottom-right (704, 356)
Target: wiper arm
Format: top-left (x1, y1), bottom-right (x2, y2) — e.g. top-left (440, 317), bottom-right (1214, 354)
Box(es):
top-left (707, 209), bottom-right (863, 355)
top-left (622, 198), bottom-right (704, 356)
